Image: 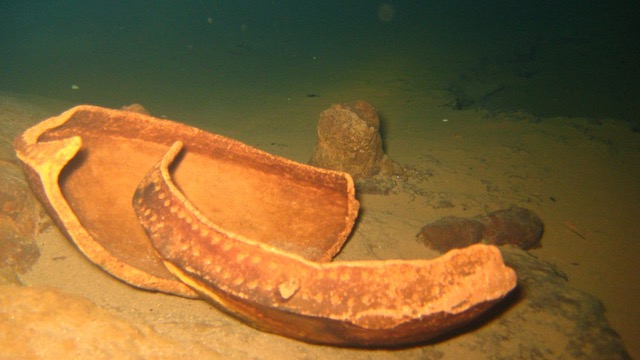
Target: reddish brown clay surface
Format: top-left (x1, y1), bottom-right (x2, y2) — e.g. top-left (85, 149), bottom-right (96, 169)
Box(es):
top-left (134, 141), bottom-right (518, 347)
top-left (14, 105), bottom-right (358, 297)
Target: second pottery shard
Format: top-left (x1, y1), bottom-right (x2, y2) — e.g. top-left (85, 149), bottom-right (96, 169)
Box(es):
top-left (14, 105), bottom-right (358, 297)
top-left (134, 141), bottom-right (518, 347)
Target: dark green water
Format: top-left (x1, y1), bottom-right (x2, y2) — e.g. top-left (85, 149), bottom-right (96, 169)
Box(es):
top-left (1, 1), bottom-right (638, 123)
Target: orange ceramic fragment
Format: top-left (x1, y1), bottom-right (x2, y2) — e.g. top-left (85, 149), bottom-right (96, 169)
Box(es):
top-left (134, 141), bottom-right (518, 347)
top-left (14, 105), bottom-right (358, 297)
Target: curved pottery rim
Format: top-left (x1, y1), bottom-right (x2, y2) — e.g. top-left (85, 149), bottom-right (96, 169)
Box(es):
top-left (133, 140), bottom-right (518, 347)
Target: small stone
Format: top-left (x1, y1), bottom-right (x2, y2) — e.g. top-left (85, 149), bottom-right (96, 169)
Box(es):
top-left (416, 216), bottom-right (485, 253)
top-left (277, 278), bottom-right (300, 300)
top-left (478, 207), bottom-right (544, 249)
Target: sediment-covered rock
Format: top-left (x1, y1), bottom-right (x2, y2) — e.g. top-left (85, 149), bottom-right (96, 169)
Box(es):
top-left (309, 100), bottom-right (404, 183)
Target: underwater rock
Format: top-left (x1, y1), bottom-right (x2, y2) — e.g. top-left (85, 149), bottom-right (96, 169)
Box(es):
top-left (415, 216), bottom-right (485, 253)
top-left (0, 283), bottom-right (221, 359)
top-left (477, 206), bottom-right (544, 249)
top-left (417, 207), bottom-right (543, 253)
top-left (0, 160), bottom-right (43, 274)
top-left (309, 100), bottom-right (403, 182)
top-left (134, 141), bottom-right (517, 347)
top-left (470, 246), bottom-right (631, 359)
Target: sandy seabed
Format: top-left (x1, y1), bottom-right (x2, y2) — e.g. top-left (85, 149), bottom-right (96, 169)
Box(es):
top-left (0, 86), bottom-right (638, 359)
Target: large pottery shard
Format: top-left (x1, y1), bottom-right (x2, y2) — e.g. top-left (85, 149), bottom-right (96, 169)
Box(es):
top-left (14, 105), bottom-right (358, 297)
top-left (133, 141), bottom-right (518, 347)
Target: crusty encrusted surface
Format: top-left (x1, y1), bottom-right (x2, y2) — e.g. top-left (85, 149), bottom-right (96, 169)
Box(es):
top-left (134, 141), bottom-right (518, 347)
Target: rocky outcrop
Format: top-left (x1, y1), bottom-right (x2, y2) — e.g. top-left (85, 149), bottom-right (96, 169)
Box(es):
top-left (309, 101), bottom-right (404, 191)
top-left (0, 160), bottom-right (43, 274)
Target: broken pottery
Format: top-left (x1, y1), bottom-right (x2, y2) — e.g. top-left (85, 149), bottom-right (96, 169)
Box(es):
top-left (14, 105), bottom-right (358, 297)
top-left (133, 141), bottom-right (518, 347)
